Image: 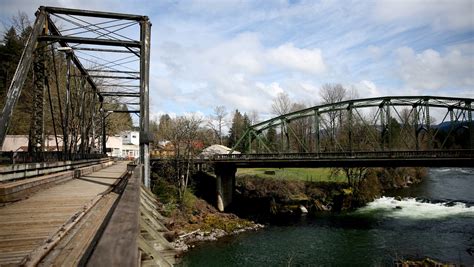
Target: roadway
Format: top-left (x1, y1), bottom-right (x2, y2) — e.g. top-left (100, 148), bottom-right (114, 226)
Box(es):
top-left (0, 161), bottom-right (129, 265)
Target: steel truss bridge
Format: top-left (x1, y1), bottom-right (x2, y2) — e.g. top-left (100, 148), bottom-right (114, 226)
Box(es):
top-left (0, 6), bottom-right (152, 186)
top-left (231, 96), bottom-right (473, 155)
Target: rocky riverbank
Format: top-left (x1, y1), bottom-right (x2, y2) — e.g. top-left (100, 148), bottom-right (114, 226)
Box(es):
top-left (151, 181), bottom-right (263, 255)
top-left (230, 167), bottom-right (426, 219)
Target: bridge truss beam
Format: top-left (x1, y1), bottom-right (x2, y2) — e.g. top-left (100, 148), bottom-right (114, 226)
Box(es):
top-left (232, 96), bottom-right (474, 154)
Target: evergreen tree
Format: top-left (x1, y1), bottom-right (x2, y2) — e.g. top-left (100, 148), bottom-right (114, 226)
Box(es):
top-left (266, 127), bottom-right (277, 151)
top-left (227, 110), bottom-right (252, 152)
top-left (0, 25), bottom-right (33, 135)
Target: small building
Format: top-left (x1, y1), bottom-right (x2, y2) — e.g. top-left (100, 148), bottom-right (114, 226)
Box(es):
top-left (121, 131), bottom-right (139, 146)
top-left (106, 136), bottom-right (123, 157)
top-left (200, 144), bottom-right (240, 158)
top-left (151, 141), bottom-right (175, 158)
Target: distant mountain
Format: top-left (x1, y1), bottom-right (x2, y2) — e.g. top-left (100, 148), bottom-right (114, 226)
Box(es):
top-left (433, 121), bottom-right (472, 132)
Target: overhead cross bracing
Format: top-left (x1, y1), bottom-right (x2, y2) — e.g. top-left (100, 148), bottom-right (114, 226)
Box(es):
top-left (0, 6), bottom-right (151, 187)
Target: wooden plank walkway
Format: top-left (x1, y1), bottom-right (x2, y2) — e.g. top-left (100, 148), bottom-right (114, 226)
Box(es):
top-left (0, 161), bottom-right (129, 266)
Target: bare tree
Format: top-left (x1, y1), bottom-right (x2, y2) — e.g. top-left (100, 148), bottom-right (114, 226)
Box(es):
top-left (319, 83), bottom-right (347, 150)
top-left (162, 114), bottom-right (203, 202)
top-left (271, 92), bottom-right (293, 151)
top-left (207, 105), bottom-right (228, 145)
top-left (249, 109), bottom-right (260, 125)
top-left (320, 83), bottom-right (347, 104)
top-left (272, 92), bottom-right (292, 116)
top-left (8, 11), bottom-right (31, 37)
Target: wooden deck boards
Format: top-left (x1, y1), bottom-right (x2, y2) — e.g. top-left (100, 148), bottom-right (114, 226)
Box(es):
top-left (0, 161), bottom-right (128, 266)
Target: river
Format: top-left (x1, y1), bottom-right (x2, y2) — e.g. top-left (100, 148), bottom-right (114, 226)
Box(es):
top-left (179, 168), bottom-right (474, 266)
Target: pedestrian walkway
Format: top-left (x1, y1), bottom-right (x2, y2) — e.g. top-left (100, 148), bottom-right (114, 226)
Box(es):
top-left (0, 161), bottom-right (129, 265)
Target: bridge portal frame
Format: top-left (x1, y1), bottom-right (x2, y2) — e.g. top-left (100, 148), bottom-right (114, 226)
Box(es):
top-left (0, 6), bottom-right (152, 187)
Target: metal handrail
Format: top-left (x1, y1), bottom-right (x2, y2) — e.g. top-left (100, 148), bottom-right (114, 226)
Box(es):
top-left (0, 151), bottom-right (107, 164)
top-left (212, 149), bottom-right (474, 161)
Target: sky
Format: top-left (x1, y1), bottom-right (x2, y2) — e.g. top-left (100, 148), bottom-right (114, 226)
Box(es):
top-left (1, 0), bottom-right (473, 123)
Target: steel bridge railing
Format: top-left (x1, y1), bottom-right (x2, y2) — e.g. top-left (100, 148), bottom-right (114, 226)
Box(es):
top-left (212, 149), bottom-right (474, 161)
top-left (0, 151), bottom-right (107, 164)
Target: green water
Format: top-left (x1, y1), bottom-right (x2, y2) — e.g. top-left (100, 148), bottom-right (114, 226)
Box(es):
top-left (179, 168), bottom-right (474, 266)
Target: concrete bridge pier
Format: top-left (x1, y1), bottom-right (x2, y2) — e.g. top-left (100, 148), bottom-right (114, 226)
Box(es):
top-left (215, 164), bottom-right (237, 212)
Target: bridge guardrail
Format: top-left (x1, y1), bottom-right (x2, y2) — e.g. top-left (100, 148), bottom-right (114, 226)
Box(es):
top-left (211, 149), bottom-right (474, 161)
top-left (0, 152), bottom-right (107, 165)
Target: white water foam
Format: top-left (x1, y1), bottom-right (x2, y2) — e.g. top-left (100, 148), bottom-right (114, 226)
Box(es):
top-left (459, 168), bottom-right (474, 175)
top-left (433, 168), bottom-right (453, 173)
top-left (356, 197), bottom-right (474, 219)
top-left (432, 168), bottom-right (474, 174)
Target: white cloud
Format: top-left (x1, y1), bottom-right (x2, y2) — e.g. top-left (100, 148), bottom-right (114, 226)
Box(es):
top-left (356, 80), bottom-right (380, 98)
top-left (267, 43), bottom-right (326, 75)
top-left (2, 0), bottom-right (472, 119)
top-left (395, 46), bottom-right (474, 90)
top-left (255, 82), bottom-right (284, 98)
top-left (373, 0), bottom-right (474, 31)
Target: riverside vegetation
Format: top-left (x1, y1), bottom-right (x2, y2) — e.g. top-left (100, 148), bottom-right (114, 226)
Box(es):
top-left (233, 167), bottom-right (426, 219)
top-left (151, 173), bottom-right (263, 254)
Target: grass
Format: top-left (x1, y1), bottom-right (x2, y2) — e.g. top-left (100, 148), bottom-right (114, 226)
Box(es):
top-left (236, 168), bottom-right (347, 183)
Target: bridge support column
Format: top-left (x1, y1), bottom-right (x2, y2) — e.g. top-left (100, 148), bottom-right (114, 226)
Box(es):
top-left (215, 164), bottom-right (237, 212)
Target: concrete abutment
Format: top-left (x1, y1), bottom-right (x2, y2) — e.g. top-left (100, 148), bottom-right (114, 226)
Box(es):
top-left (215, 164), bottom-right (236, 212)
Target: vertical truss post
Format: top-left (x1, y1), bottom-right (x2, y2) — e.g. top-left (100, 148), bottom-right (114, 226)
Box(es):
top-left (30, 25), bottom-right (47, 155)
top-left (63, 50), bottom-right (73, 157)
top-left (248, 130), bottom-right (252, 153)
top-left (314, 109), bottom-right (320, 153)
top-left (379, 102), bottom-right (385, 151)
top-left (425, 98), bottom-right (432, 149)
top-left (79, 78), bottom-right (86, 156)
top-left (280, 120), bottom-right (284, 152)
top-left (285, 120), bottom-right (290, 152)
top-left (91, 93), bottom-right (97, 153)
top-left (101, 110), bottom-right (106, 155)
top-left (140, 17), bottom-right (151, 188)
top-left (386, 101), bottom-right (391, 151)
top-left (467, 100), bottom-right (473, 149)
top-left (347, 103), bottom-right (353, 153)
top-left (0, 8), bottom-right (47, 148)
top-left (413, 104), bottom-right (419, 150)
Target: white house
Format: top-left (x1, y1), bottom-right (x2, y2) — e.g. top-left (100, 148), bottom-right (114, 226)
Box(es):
top-left (106, 136), bottom-right (123, 157)
top-left (121, 131), bottom-right (139, 146)
top-left (119, 131), bottom-right (139, 159)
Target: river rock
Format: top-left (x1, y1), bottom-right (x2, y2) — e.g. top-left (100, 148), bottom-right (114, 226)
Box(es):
top-left (299, 205), bottom-right (308, 214)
